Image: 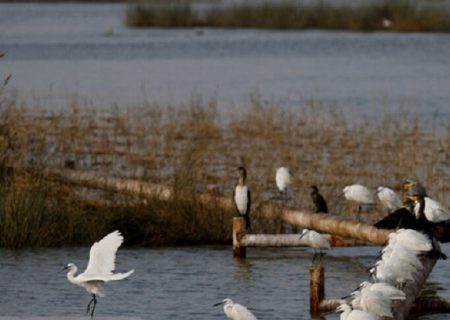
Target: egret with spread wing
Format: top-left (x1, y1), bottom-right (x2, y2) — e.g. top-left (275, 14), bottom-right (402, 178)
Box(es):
top-left (64, 230), bottom-right (134, 317)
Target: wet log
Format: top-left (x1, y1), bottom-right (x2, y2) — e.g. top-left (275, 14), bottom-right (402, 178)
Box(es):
top-left (241, 234), bottom-right (367, 247)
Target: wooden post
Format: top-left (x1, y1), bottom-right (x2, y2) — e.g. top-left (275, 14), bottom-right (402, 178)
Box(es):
top-left (309, 265), bottom-right (325, 316)
top-left (233, 217), bottom-right (246, 258)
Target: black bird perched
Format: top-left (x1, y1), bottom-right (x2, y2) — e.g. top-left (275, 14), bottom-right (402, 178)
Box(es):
top-left (374, 198), bottom-right (418, 230)
top-left (309, 185), bottom-right (328, 213)
top-left (233, 166), bottom-right (251, 230)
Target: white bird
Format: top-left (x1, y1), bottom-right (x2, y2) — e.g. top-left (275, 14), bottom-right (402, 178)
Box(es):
top-left (64, 230), bottom-right (134, 316)
top-left (234, 166), bottom-right (251, 230)
top-left (214, 298), bottom-right (257, 320)
top-left (275, 167), bottom-right (291, 203)
top-left (299, 229), bottom-right (330, 264)
top-left (337, 303), bottom-right (378, 320)
top-left (413, 196), bottom-right (450, 223)
top-left (343, 184), bottom-right (376, 220)
top-left (376, 186), bottom-right (402, 213)
top-left (352, 280), bottom-right (406, 317)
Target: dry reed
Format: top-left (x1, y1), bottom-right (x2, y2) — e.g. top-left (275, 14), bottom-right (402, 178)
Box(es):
top-left (0, 94), bottom-right (449, 248)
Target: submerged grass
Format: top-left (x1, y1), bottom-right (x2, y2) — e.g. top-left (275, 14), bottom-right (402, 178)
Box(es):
top-left (0, 93), bottom-right (450, 248)
top-left (126, 0), bottom-right (450, 32)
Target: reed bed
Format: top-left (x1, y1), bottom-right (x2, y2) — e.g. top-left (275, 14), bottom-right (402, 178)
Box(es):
top-left (0, 95), bottom-right (449, 248)
top-left (126, 0), bottom-right (450, 32)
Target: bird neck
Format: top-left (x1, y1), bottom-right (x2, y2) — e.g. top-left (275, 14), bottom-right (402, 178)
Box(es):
top-left (416, 197), bottom-right (426, 220)
top-left (66, 265), bottom-right (78, 284)
top-left (223, 302), bottom-right (233, 318)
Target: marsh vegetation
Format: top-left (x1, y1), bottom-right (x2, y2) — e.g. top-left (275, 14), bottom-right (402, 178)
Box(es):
top-left (126, 0), bottom-right (450, 32)
top-left (1, 90), bottom-right (449, 248)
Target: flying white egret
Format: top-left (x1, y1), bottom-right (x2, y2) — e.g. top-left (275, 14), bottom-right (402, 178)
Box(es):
top-left (234, 166), bottom-right (251, 230)
top-left (343, 184), bottom-right (376, 220)
top-left (64, 230), bottom-right (134, 317)
top-left (376, 186), bottom-right (402, 213)
top-left (299, 229), bottom-right (330, 264)
top-left (275, 166), bottom-right (291, 204)
top-left (336, 303), bottom-right (378, 320)
top-left (310, 185), bottom-right (328, 213)
top-left (214, 298), bottom-right (257, 320)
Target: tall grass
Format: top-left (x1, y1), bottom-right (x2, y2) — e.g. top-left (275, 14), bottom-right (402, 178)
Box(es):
top-left (0, 94), bottom-right (449, 248)
top-left (126, 0), bottom-right (450, 32)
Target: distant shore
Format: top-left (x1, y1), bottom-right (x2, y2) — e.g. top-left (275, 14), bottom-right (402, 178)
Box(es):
top-left (126, 0), bottom-right (450, 32)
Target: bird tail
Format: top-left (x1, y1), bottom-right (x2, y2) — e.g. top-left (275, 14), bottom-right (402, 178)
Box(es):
top-left (110, 269), bottom-right (134, 281)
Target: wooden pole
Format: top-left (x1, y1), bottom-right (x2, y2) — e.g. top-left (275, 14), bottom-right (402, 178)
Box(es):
top-left (309, 265), bottom-right (325, 316)
top-left (233, 217), bottom-right (246, 258)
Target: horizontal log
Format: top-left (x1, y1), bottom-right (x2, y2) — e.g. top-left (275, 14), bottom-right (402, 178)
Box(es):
top-left (48, 169), bottom-right (390, 245)
top-left (240, 234), bottom-right (369, 247)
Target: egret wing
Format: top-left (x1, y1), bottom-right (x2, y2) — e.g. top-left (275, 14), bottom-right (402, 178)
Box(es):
top-left (231, 303), bottom-right (257, 320)
top-left (83, 230), bottom-right (124, 278)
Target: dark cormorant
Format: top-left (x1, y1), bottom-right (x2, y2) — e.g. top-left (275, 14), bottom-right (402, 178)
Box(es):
top-left (309, 185), bottom-right (328, 213)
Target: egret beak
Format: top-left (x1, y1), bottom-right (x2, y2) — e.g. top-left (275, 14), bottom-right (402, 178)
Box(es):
top-left (299, 233), bottom-right (305, 240)
top-left (62, 266), bottom-right (69, 271)
top-left (213, 301), bottom-right (223, 307)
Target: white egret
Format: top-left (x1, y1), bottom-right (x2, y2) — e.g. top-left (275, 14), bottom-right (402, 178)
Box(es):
top-left (275, 166), bottom-right (291, 204)
top-left (343, 184), bottom-right (376, 220)
top-left (299, 229), bottom-right (330, 264)
top-left (64, 230), bottom-right (134, 317)
top-left (351, 281), bottom-right (405, 311)
top-left (336, 303), bottom-right (378, 320)
top-left (376, 186), bottom-right (402, 213)
top-left (234, 166), bottom-right (251, 230)
top-left (412, 195), bottom-right (450, 223)
top-left (214, 298), bottom-right (257, 320)
top-left (310, 185), bottom-right (328, 213)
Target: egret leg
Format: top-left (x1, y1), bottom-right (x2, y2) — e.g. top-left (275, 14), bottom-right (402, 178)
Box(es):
top-left (90, 295), bottom-right (97, 317)
top-left (312, 250), bottom-right (317, 265)
top-left (86, 294), bottom-right (97, 317)
top-left (356, 205), bottom-right (362, 221)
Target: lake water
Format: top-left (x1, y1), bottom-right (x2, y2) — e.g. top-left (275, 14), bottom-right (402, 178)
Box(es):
top-left (0, 3), bottom-right (450, 123)
top-left (1, 246), bottom-right (450, 319)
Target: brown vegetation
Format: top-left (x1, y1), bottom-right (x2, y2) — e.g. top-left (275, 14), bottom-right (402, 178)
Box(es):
top-left (0, 93), bottom-right (449, 248)
top-left (126, 0), bottom-right (450, 32)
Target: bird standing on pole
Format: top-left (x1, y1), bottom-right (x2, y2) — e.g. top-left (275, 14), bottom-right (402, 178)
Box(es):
top-left (234, 166), bottom-right (251, 231)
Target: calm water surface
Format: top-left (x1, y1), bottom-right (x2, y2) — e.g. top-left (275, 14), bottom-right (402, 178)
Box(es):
top-left (0, 3), bottom-right (450, 122)
top-left (1, 246), bottom-right (450, 319)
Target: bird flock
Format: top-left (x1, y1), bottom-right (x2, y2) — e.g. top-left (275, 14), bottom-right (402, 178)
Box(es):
top-left (229, 166), bottom-right (449, 319)
top-left (64, 166), bottom-right (448, 320)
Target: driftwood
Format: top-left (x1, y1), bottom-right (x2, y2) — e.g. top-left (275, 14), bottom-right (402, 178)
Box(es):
top-left (50, 169), bottom-right (390, 245)
top-left (241, 234), bottom-right (368, 247)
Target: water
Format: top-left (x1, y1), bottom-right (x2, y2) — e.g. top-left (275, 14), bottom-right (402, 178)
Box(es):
top-left (1, 246), bottom-right (450, 319)
top-left (1, 3), bottom-right (450, 123)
